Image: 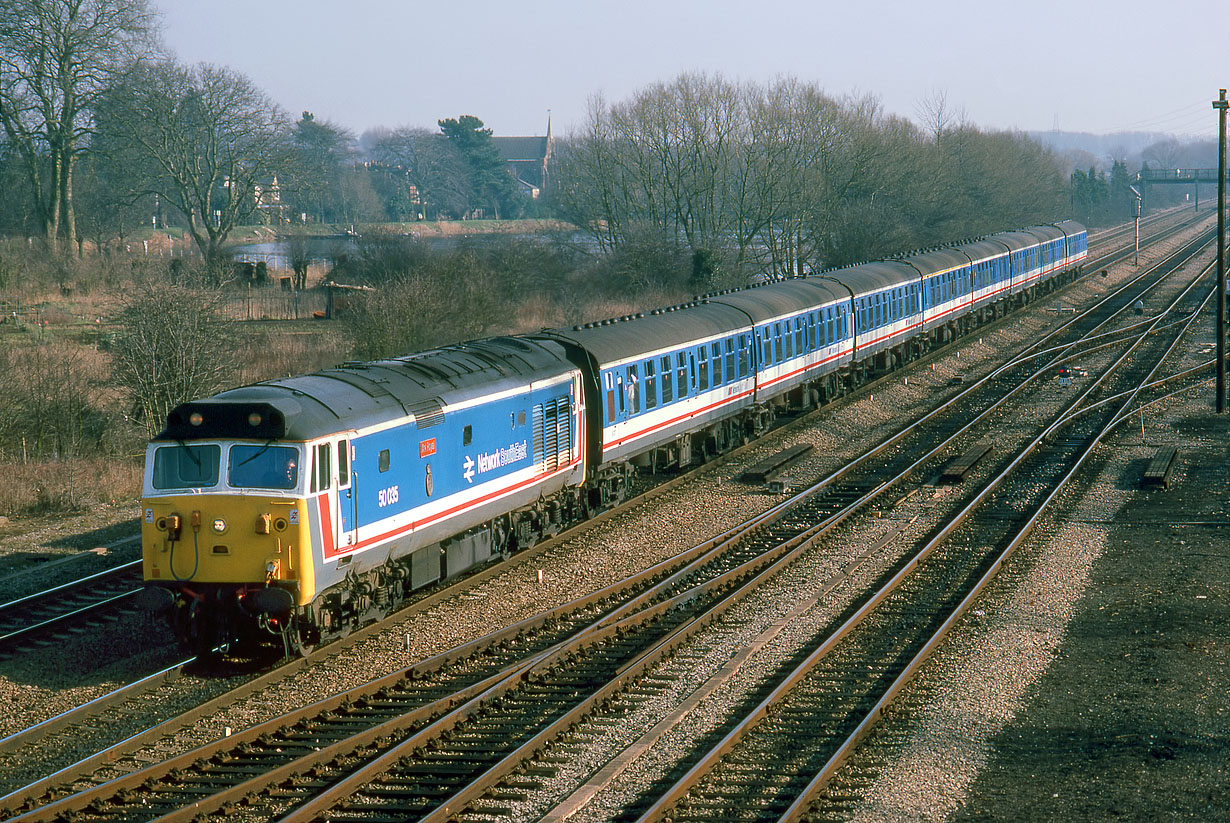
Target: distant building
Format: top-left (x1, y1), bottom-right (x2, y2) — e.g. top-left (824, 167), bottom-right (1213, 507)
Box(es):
top-left (254, 175), bottom-right (287, 223)
top-left (492, 117), bottom-right (554, 198)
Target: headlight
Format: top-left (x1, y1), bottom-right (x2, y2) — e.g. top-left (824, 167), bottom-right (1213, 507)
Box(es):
top-left (212, 518), bottom-right (227, 533)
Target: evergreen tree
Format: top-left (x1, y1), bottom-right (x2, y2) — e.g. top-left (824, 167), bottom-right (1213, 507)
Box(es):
top-left (438, 115), bottom-right (523, 219)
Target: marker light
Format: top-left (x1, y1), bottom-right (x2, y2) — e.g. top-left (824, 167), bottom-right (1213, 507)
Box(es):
top-left (212, 518), bottom-right (227, 533)
top-left (189, 412), bottom-right (204, 426)
top-left (248, 412), bottom-right (263, 427)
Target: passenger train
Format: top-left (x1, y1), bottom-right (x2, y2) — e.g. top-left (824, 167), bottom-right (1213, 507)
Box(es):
top-left (138, 221), bottom-right (1087, 654)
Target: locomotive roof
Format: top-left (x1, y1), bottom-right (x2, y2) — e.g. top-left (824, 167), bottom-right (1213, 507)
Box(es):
top-left (156, 336), bottom-right (574, 442)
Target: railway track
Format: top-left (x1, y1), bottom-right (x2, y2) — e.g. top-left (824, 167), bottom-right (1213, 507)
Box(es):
top-left (3, 220), bottom-right (1215, 822)
top-left (0, 560), bottom-right (144, 659)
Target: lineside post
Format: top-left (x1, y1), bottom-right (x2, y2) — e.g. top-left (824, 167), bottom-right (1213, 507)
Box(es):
top-left (1215, 89), bottom-right (1227, 413)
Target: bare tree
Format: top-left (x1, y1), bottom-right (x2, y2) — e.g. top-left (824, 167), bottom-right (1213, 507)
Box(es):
top-left (110, 279), bottom-right (237, 438)
top-left (0, 0), bottom-right (157, 253)
top-left (554, 73), bottom-right (1065, 285)
top-left (369, 126), bottom-right (472, 219)
top-left (93, 60), bottom-right (289, 274)
top-left (915, 88), bottom-right (967, 144)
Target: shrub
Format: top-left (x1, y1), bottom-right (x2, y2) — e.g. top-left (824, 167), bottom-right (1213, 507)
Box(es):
top-left (0, 340), bottom-right (118, 461)
top-left (0, 457), bottom-right (143, 516)
top-left (109, 281), bottom-right (238, 438)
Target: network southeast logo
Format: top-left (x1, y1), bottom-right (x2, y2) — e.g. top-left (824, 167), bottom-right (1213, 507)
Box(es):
top-left (463, 440), bottom-right (529, 483)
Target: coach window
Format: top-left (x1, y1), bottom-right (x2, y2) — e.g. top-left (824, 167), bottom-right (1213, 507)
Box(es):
top-left (645, 359), bottom-right (657, 410)
top-left (616, 373), bottom-right (625, 414)
top-left (698, 347), bottom-right (709, 391)
top-left (677, 352), bottom-right (688, 397)
top-left (661, 356), bottom-right (673, 403)
top-left (725, 338), bottom-right (735, 377)
top-left (628, 365), bottom-right (640, 414)
top-left (774, 323), bottom-right (784, 362)
top-left (738, 334), bottom-right (750, 377)
top-left (711, 342), bottom-right (722, 385)
top-left (605, 372), bottom-right (616, 421)
top-left (761, 330), bottom-right (772, 365)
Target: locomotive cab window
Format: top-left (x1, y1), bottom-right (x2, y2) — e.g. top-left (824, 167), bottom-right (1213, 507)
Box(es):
top-left (229, 444), bottom-right (301, 491)
top-left (337, 440), bottom-right (350, 489)
top-left (312, 443), bottom-right (331, 493)
top-left (152, 443), bottom-right (221, 490)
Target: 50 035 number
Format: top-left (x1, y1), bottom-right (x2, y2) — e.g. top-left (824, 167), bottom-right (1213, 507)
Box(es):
top-left (378, 486), bottom-right (400, 507)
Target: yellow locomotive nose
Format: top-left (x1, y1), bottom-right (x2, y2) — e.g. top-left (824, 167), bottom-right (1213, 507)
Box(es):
top-left (142, 495), bottom-right (306, 585)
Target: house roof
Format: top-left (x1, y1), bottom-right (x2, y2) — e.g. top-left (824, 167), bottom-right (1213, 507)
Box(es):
top-left (492, 136), bottom-right (549, 162)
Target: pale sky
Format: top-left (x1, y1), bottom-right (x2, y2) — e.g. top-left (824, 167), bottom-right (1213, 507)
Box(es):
top-left (157, 0), bottom-right (1228, 141)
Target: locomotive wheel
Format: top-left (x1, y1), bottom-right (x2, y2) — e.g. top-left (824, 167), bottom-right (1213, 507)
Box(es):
top-left (283, 614), bottom-right (321, 658)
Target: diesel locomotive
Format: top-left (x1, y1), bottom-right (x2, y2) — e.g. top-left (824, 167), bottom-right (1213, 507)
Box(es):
top-left (138, 221), bottom-right (1086, 655)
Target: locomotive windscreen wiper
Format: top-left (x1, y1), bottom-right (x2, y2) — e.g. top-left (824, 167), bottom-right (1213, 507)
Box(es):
top-left (175, 438), bottom-right (202, 469)
top-left (234, 439), bottom-right (276, 467)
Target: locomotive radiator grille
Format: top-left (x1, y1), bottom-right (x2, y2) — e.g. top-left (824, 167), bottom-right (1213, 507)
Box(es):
top-left (533, 397), bottom-right (572, 473)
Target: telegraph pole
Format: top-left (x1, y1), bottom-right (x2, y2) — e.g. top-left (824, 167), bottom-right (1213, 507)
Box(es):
top-left (1215, 90), bottom-right (1228, 412)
